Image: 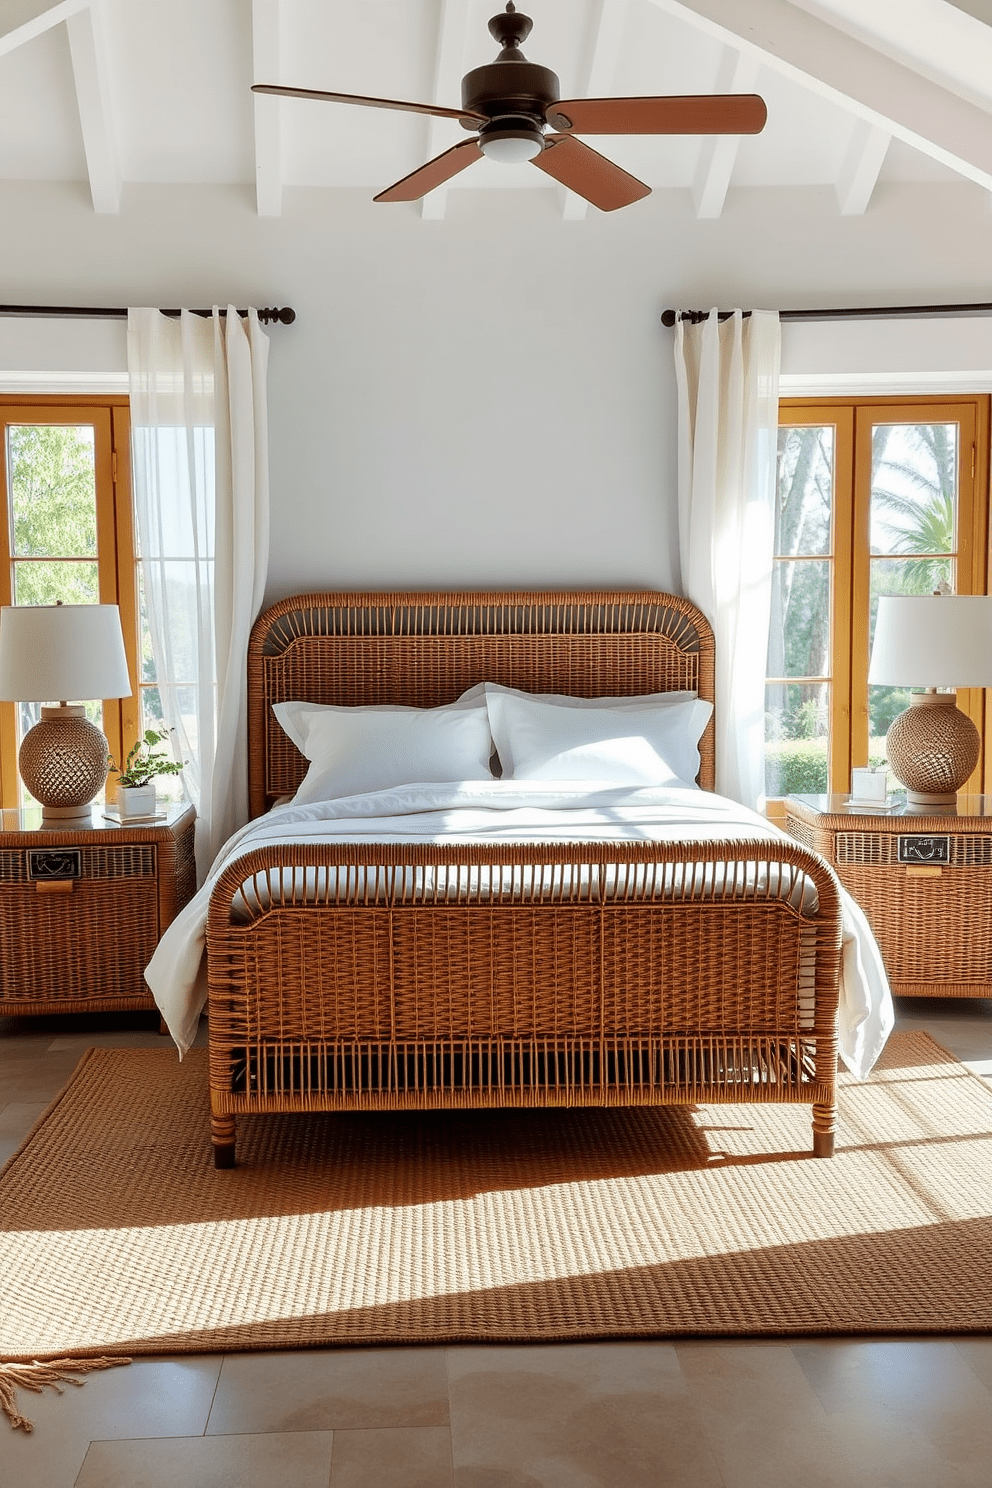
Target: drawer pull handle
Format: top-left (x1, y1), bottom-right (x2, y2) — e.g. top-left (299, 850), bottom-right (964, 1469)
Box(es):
top-left (35, 879), bottom-right (74, 895)
top-left (27, 848), bottom-right (82, 881)
top-left (898, 835), bottom-right (950, 864)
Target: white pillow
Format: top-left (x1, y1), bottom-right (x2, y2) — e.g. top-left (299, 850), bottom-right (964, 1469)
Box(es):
top-left (484, 682), bottom-right (697, 711)
top-left (273, 690), bottom-right (494, 804)
top-left (274, 681), bottom-right (487, 755)
top-left (486, 690), bottom-right (712, 786)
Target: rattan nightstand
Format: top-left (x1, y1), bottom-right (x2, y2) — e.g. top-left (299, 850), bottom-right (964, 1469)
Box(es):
top-left (0, 801), bottom-right (196, 1016)
top-left (785, 793), bottom-right (992, 998)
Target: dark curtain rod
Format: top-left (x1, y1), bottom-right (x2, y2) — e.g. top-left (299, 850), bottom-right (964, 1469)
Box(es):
top-left (661, 301), bottom-right (992, 327)
top-left (0, 303), bottom-right (295, 325)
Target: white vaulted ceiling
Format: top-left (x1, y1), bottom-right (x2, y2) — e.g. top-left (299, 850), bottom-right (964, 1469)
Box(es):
top-left (1, 0), bottom-right (991, 221)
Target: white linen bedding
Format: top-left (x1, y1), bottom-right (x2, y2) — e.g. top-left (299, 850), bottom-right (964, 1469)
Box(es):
top-left (146, 779), bottom-right (893, 1079)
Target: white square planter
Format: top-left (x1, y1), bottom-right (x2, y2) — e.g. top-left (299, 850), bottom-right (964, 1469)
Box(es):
top-left (116, 784), bottom-right (157, 820)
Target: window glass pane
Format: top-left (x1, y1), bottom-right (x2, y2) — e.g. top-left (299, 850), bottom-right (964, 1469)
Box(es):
top-left (869, 556), bottom-right (955, 645)
top-left (137, 688), bottom-right (182, 803)
top-left (764, 680), bottom-right (829, 796)
top-left (775, 426), bottom-right (833, 557)
top-left (13, 560), bottom-right (100, 606)
top-left (137, 566), bottom-right (157, 685)
top-left (867, 686), bottom-right (909, 767)
top-left (7, 424), bottom-right (97, 557)
top-left (140, 685), bottom-right (166, 731)
top-left (869, 423), bottom-right (957, 557)
top-left (767, 559), bottom-right (831, 680)
top-left (136, 560), bottom-right (208, 683)
top-left (18, 697), bottom-right (102, 730)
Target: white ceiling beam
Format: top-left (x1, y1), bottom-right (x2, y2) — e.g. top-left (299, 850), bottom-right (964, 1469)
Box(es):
top-left (645, 0), bottom-right (992, 191)
top-left (421, 0), bottom-right (473, 222)
top-left (252, 0), bottom-right (283, 217)
top-left (945, 0), bottom-right (992, 22)
top-left (0, 0), bottom-right (88, 57)
top-left (561, 0), bottom-right (630, 220)
top-left (691, 46), bottom-right (758, 219)
top-left (65, 1), bottom-right (120, 214)
top-left (835, 119), bottom-right (890, 216)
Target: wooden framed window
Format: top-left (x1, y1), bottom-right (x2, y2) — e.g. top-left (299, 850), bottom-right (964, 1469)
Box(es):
top-left (0, 397), bottom-right (141, 809)
top-left (766, 395), bottom-right (990, 804)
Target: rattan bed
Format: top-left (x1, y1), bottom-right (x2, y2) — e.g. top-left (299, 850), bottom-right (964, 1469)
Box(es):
top-left (205, 590), bottom-right (843, 1167)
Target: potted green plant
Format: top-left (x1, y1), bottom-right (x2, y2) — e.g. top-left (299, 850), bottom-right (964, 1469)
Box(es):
top-left (110, 728), bottom-right (184, 820)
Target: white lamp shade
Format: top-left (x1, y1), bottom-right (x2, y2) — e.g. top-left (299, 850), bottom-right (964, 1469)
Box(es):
top-left (0, 604), bottom-right (132, 703)
top-left (868, 595), bottom-right (992, 689)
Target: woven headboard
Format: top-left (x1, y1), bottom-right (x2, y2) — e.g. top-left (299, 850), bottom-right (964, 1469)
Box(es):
top-left (247, 590), bottom-right (716, 816)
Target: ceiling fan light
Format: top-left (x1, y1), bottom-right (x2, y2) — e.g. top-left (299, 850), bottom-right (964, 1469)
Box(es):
top-left (478, 120), bottom-right (544, 163)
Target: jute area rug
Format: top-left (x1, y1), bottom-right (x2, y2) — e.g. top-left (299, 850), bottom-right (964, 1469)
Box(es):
top-left (2, 1031), bottom-right (990, 1427)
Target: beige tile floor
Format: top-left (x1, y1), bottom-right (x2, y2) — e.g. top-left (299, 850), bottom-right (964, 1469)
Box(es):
top-left (1, 998), bottom-right (990, 1488)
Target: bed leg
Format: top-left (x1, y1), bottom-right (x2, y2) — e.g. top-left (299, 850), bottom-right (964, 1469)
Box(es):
top-left (812, 1102), bottom-right (836, 1158)
top-left (211, 1110), bottom-right (237, 1169)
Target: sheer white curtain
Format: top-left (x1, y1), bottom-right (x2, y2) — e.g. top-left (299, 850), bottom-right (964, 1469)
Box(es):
top-left (674, 309), bottom-right (781, 810)
top-left (128, 307), bottom-right (270, 875)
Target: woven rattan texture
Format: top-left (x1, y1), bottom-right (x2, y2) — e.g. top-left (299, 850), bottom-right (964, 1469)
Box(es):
top-left (886, 699), bottom-right (980, 796)
top-left (837, 865), bottom-right (992, 987)
top-left (0, 876), bottom-right (158, 1009)
top-left (213, 591), bottom-right (837, 1165)
top-left (835, 832), bottom-right (992, 867)
top-left (170, 822), bottom-right (197, 915)
top-left (205, 837), bottom-right (841, 1150)
top-left (2, 1032), bottom-right (990, 1360)
top-left (785, 805), bottom-right (992, 997)
top-left (248, 591), bottom-right (716, 814)
top-left (0, 810), bottom-right (197, 1014)
top-left (18, 712), bottom-right (108, 808)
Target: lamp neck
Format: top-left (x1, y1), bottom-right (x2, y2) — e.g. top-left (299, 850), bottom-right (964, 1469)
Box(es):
top-left (909, 691), bottom-right (958, 711)
top-left (41, 703), bottom-right (84, 719)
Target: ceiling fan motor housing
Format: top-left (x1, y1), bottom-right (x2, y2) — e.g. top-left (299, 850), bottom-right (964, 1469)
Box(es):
top-left (460, 6), bottom-right (560, 135)
top-left (461, 59), bottom-right (560, 123)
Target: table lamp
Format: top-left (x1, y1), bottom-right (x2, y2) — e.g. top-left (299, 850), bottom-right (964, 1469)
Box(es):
top-left (0, 603), bottom-right (132, 821)
top-left (867, 594), bottom-right (992, 806)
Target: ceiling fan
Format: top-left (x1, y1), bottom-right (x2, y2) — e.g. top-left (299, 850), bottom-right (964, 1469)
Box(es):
top-left (252, 2), bottom-right (767, 212)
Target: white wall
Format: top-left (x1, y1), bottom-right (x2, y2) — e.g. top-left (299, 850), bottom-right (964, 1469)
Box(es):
top-left (2, 177), bottom-right (991, 606)
top-left (781, 316), bottom-right (992, 395)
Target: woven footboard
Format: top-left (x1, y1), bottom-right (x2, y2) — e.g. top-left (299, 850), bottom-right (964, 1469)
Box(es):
top-left (205, 836), bottom-right (843, 1166)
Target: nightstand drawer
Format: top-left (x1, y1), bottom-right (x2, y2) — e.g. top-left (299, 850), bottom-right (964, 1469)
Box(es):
top-left (0, 874), bottom-right (160, 1008)
top-left (0, 804), bottom-right (196, 1016)
top-left (835, 862), bottom-right (992, 986)
top-left (834, 832), bottom-right (992, 868)
top-left (0, 844), bottom-right (158, 884)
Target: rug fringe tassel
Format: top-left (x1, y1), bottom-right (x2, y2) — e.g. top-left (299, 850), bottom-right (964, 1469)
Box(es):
top-left (0, 1357), bottom-right (132, 1433)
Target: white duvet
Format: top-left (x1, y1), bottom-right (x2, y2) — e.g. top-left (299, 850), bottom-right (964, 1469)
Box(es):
top-left (146, 780), bottom-right (894, 1079)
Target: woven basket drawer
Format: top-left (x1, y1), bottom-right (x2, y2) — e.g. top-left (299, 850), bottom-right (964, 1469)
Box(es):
top-left (836, 862), bottom-right (992, 985)
top-left (0, 844), bottom-right (159, 1008)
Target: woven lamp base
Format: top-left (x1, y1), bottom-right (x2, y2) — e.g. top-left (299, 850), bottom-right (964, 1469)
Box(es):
top-left (18, 705), bottom-right (109, 822)
top-left (886, 692), bottom-right (979, 805)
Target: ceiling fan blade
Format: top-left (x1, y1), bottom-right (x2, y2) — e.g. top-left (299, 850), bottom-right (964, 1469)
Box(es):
top-left (531, 134), bottom-right (650, 212)
top-left (252, 84), bottom-right (484, 126)
top-left (374, 139), bottom-right (484, 203)
top-left (546, 94), bottom-right (767, 136)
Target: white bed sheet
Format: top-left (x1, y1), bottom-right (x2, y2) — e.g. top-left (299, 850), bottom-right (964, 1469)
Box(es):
top-left (145, 780), bottom-right (893, 1079)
